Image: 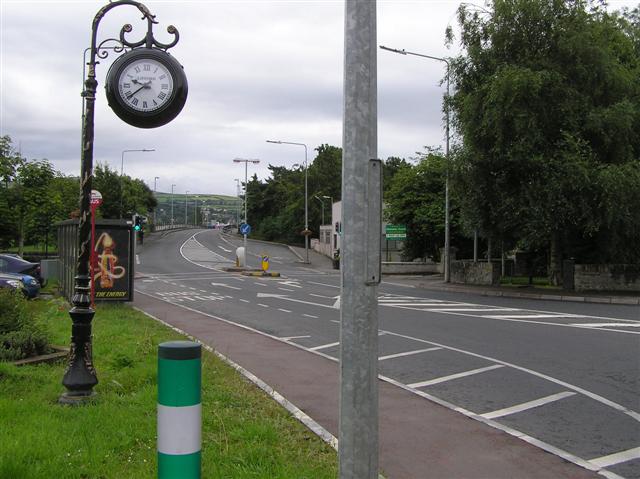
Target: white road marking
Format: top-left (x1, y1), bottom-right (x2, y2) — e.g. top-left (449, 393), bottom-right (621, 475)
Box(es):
top-left (218, 245), bottom-right (232, 253)
top-left (303, 314), bottom-right (318, 319)
top-left (231, 277), bottom-right (245, 282)
top-left (570, 322), bottom-right (640, 328)
top-left (432, 308), bottom-right (519, 312)
top-left (381, 329), bottom-right (640, 422)
top-left (589, 446), bottom-right (640, 468)
top-left (278, 288), bottom-right (295, 292)
top-left (480, 391), bottom-right (576, 419)
top-left (310, 341), bottom-right (340, 351)
top-left (257, 303), bottom-right (269, 308)
top-left (254, 282), bottom-right (267, 287)
top-left (210, 282), bottom-right (241, 290)
top-left (278, 280), bottom-right (302, 288)
top-left (378, 347), bottom-right (442, 361)
top-left (308, 281), bottom-right (339, 289)
top-left (408, 365), bottom-right (505, 388)
top-left (280, 335), bottom-right (311, 341)
top-left (485, 314), bottom-right (572, 319)
top-left (142, 279), bottom-right (154, 282)
top-left (256, 292), bottom-right (337, 310)
top-left (278, 308), bottom-right (292, 313)
top-left (200, 290), bottom-right (207, 293)
top-left (136, 254), bottom-right (140, 265)
top-left (239, 299), bottom-right (250, 303)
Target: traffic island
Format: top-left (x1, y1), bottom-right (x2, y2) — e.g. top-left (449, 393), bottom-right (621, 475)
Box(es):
top-left (241, 271), bottom-right (281, 277)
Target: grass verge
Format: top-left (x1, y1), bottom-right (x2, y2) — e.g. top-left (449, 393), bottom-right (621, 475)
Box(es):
top-left (0, 299), bottom-right (337, 479)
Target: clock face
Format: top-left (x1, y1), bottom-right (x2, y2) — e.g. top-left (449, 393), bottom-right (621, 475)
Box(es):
top-left (118, 59), bottom-right (174, 112)
top-left (105, 48), bottom-right (188, 129)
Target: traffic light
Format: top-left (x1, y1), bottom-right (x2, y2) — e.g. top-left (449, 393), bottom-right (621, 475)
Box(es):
top-left (134, 215), bottom-right (142, 231)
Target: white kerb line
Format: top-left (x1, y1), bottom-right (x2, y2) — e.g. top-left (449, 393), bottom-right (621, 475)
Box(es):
top-left (378, 347), bottom-right (442, 361)
top-left (481, 391), bottom-right (576, 419)
top-left (408, 364), bottom-right (504, 388)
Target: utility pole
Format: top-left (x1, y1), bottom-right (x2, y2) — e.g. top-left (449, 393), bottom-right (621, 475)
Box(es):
top-left (340, 1), bottom-right (380, 478)
top-left (171, 184), bottom-right (176, 225)
top-left (185, 190), bottom-right (189, 226)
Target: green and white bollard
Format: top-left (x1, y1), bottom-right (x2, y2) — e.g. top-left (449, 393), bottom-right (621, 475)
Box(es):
top-left (158, 341), bottom-right (202, 478)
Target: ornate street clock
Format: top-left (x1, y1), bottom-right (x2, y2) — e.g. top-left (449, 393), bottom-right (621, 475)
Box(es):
top-left (105, 48), bottom-right (188, 129)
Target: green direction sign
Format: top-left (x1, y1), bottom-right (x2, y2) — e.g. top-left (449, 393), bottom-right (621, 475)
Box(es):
top-left (385, 224), bottom-right (406, 240)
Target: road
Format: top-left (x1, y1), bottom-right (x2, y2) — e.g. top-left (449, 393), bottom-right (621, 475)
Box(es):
top-left (136, 228), bottom-right (640, 479)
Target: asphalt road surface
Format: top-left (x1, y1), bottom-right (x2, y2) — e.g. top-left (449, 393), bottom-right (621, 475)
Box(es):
top-left (136, 228), bottom-right (640, 479)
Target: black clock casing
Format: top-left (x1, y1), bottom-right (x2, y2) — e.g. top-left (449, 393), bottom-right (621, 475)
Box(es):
top-left (105, 48), bottom-right (188, 129)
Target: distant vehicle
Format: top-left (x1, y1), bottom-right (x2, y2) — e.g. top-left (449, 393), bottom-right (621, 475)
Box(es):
top-left (0, 254), bottom-right (44, 286)
top-left (0, 272), bottom-right (40, 299)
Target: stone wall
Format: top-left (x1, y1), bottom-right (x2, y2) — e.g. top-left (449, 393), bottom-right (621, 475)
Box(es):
top-left (450, 260), bottom-right (500, 286)
top-left (382, 262), bottom-right (439, 275)
top-left (574, 264), bottom-right (640, 292)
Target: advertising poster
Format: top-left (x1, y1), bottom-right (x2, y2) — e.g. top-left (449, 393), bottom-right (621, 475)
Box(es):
top-left (93, 225), bottom-right (133, 301)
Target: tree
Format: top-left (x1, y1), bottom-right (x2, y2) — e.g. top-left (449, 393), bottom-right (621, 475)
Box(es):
top-left (92, 163), bottom-right (157, 219)
top-left (449, 0), bottom-right (640, 283)
top-left (385, 150), bottom-right (464, 261)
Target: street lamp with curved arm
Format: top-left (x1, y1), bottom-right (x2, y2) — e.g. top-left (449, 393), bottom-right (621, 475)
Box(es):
top-left (266, 139), bottom-right (309, 264)
top-left (120, 148), bottom-right (154, 218)
top-left (379, 45), bottom-right (451, 283)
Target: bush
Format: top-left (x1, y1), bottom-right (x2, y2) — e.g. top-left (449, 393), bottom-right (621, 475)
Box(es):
top-left (0, 290), bottom-right (51, 361)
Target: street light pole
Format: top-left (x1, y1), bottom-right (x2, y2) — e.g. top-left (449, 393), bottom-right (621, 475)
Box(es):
top-left (185, 190), bottom-right (189, 226)
top-left (323, 195), bottom-right (333, 226)
top-left (266, 139), bottom-right (309, 263)
top-left (314, 195), bottom-right (325, 225)
top-left (120, 148), bottom-right (154, 218)
top-left (379, 45), bottom-right (451, 282)
top-left (233, 158), bottom-right (260, 262)
top-left (171, 183), bottom-right (176, 225)
top-left (234, 178), bottom-right (241, 228)
top-left (153, 176), bottom-right (159, 227)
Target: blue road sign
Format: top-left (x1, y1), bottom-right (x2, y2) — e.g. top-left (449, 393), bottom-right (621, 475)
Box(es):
top-left (240, 223), bottom-right (251, 235)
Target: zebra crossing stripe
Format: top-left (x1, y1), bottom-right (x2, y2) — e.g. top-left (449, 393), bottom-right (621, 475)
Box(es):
top-left (158, 341), bottom-right (202, 478)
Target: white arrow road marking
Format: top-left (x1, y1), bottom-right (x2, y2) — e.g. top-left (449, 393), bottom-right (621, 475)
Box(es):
top-left (257, 292), bottom-right (336, 310)
top-left (333, 295), bottom-right (341, 309)
top-left (278, 280), bottom-right (303, 288)
top-left (210, 282), bottom-right (241, 290)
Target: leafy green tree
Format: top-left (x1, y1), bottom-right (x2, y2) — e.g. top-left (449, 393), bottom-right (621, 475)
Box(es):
top-left (448, 0), bottom-right (640, 283)
top-left (92, 163), bottom-right (157, 219)
top-left (385, 150), bottom-right (464, 261)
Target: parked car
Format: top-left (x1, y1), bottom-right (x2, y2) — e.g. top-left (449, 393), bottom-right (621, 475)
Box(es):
top-left (0, 272), bottom-right (41, 299)
top-left (0, 254), bottom-right (44, 286)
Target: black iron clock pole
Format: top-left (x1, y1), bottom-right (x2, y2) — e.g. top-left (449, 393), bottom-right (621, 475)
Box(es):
top-left (60, 0), bottom-right (177, 404)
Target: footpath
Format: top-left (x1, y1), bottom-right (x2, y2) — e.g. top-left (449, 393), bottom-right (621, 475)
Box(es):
top-left (133, 236), bottom-right (620, 478)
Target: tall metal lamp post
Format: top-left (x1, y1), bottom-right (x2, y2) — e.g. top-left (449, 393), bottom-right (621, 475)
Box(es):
top-left (314, 195), bottom-right (326, 225)
top-left (171, 183), bottom-right (176, 225)
top-left (266, 139), bottom-right (310, 264)
top-left (234, 178), bottom-right (241, 228)
top-left (185, 190), bottom-right (189, 226)
top-left (379, 45), bottom-right (451, 282)
top-left (153, 176), bottom-right (159, 227)
top-left (61, 0), bottom-right (180, 404)
top-left (233, 158), bottom-right (260, 258)
top-left (120, 148), bottom-right (154, 218)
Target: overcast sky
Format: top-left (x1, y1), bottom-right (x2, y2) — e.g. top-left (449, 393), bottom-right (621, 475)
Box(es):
top-left (1, 0), bottom-right (635, 196)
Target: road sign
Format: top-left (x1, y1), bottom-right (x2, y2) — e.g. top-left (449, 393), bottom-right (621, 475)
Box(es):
top-left (240, 223), bottom-right (251, 235)
top-left (385, 224), bottom-right (406, 240)
top-left (90, 190), bottom-right (103, 207)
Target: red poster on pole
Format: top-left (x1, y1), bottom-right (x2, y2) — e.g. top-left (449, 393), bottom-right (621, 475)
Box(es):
top-left (90, 190), bottom-right (103, 308)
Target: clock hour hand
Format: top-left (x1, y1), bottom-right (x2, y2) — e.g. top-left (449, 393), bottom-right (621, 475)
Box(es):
top-left (126, 81), bottom-right (152, 99)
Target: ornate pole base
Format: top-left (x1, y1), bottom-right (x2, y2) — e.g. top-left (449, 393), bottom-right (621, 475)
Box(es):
top-left (59, 299), bottom-right (98, 405)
